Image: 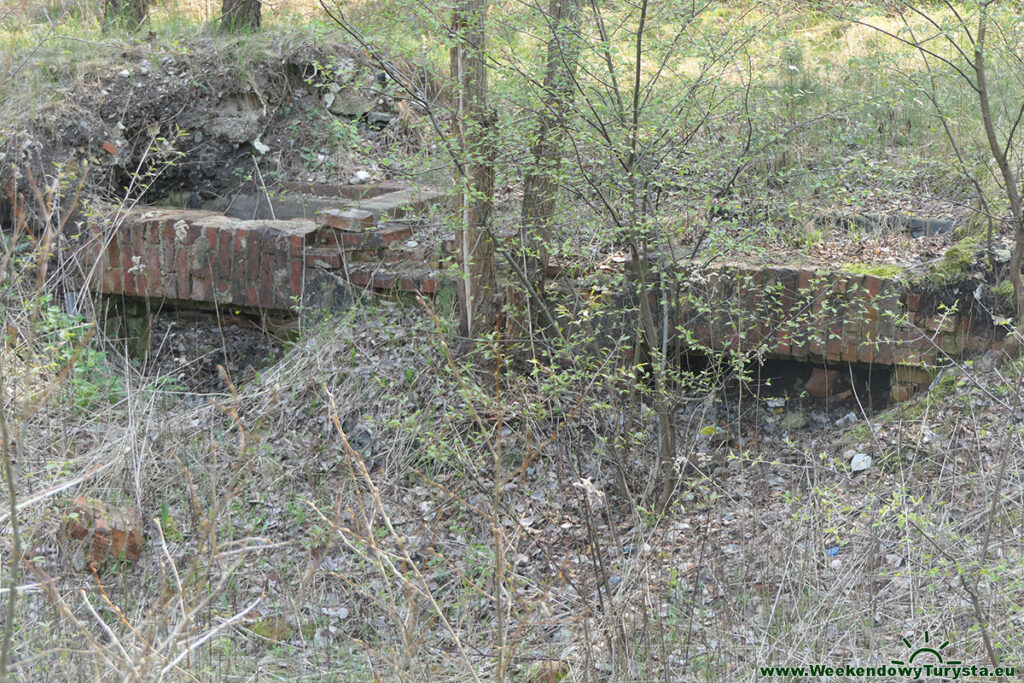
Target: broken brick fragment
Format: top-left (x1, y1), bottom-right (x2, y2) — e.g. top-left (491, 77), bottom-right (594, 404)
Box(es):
top-left (317, 208), bottom-right (376, 231)
top-left (60, 497), bottom-right (144, 573)
top-left (805, 368), bottom-right (844, 399)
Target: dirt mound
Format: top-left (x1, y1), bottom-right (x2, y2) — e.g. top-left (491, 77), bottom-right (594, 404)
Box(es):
top-left (4, 33), bottom-right (429, 210)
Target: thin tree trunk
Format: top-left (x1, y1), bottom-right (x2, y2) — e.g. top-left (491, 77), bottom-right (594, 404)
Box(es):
top-left (975, 6), bottom-right (1024, 355)
top-left (222, 0), bottom-right (262, 32)
top-left (520, 0), bottom-right (584, 311)
top-left (103, 0), bottom-right (148, 31)
top-left (451, 0), bottom-right (498, 337)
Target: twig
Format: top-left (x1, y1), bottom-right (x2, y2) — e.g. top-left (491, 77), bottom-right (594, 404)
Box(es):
top-left (0, 366), bottom-right (22, 678)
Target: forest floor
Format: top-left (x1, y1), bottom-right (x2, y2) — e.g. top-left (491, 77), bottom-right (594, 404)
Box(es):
top-left (1, 10), bottom-right (1023, 682)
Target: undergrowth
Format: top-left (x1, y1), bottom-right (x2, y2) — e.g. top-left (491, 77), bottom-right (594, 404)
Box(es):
top-left (1, 3), bottom-right (1023, 681)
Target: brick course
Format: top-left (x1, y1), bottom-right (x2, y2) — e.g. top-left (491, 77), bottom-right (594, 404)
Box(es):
top-left (673, 263), bottom-right (998, 368)
top-left (81, 195), bottom-right (1000, 390)
top-left (81, 197), bottom-right (442, 313)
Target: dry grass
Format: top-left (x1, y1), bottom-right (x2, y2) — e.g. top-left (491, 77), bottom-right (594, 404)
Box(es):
top-left (3, 191), bottom-right (1022, 678)
top-left (2, 2), bottom-right (1024, 680)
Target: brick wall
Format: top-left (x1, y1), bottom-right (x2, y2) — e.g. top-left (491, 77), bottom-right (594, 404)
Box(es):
top-left (82, 209), bottom-right (316, 310)
top-left (81, 194), bottom-right (1000, 381)
top-left (669, 262), bottom-right (999, 366)
top-left (80, 187), bottom-right (445, 314)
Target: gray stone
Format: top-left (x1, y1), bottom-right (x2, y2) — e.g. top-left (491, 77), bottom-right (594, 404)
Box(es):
top-left (325, 87), bottom-right (372, 117)
top-left (368, 111), bottom-right (395, 127)
top-left (208, 96), bottom-right (263, 144)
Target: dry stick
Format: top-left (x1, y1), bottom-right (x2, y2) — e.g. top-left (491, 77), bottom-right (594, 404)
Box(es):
top-left (23, 562), bottom-right (122, 674)
top-left (154, 518), bottom-right (189, 641)
top-left (156, 597), bottom-right (262, 681)
top-left (0, 369), bottom-right (22, 679)
top-left (324, 390), bottom-right (483, 682)
top-left (490, 336), bottom-right (507, 682)
top-left (79, 588), bottom-right (142, 679)
top-left (905, 516), bottom-right (1006, 682)
top-left (93, 571), bottom-right (166, 668)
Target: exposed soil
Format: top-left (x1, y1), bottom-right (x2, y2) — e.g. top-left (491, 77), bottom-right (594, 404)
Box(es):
top-left (146, 309), bottom-right (286, 394)
top-left (5, 34), bottom-right (427, 212)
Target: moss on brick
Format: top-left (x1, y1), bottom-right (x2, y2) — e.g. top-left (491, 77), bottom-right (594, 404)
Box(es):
top-left (874, 370), bottom-right (959, 424)
top-left (839, 263), bottom-right (905, 279)
top-left (924, 235), bottom-right (981, 287)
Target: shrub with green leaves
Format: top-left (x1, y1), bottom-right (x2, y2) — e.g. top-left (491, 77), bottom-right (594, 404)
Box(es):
top-left (33, 295), bottom-right (125, 411)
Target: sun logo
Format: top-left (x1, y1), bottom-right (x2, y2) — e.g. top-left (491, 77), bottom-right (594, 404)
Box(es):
top-left (891, 631), bottom-right (962, 667)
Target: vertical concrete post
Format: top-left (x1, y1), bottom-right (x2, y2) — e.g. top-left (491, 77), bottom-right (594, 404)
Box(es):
top-left (98, 295), bottom-right (151, 361)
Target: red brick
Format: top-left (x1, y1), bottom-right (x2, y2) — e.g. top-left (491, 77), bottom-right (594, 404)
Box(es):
top-left (373, 272), bottom-right (396, 289)
top-left (774, 329), bottom-right (792, 356)
top-left (341, 224), bottom-right (415, 250)
top-left (60, 497), bottom-right (143, 573)
top-left (341, 232), bottom-right (363, 249)
top-left (159, 221), bottom-right (176, 264)
top-left (145, 218), bottom-right (161, 246)
top-left (115, 230), bottom-right (131, 270)
top-left (85, 519), bottom-right (112, 572)
top-left (348, 269), bottom-right (370, 287)
top-left (925, 315), bottom-right (956, 334)
top-left (778, 268), bottom-right (798, 308)
top-left (216, 230), bottom-right (234, 302)
top-left (246, 229), bottom-right (263, 283)
top-left (304, 249), bottom-right (342, 269)
top-left (245, 284), bottom-right (259, 308)
top-left (797, 269), bottom-right (812, 293)
top-left (875, 341), bottom-right (893, 365)
top-left (215, 282), bottom-right (230, 303)
top-left (158, 216), bottom-right (175, 241)
top-left (106, 233), bottom-right (121, 268)
top-left (289, 233), bottom-right (306, 258)
top-left (806, 368), bottom-right (842, 398)
top-left (230, 228), bottom-right (250, 302)
top-left (808, 334), bottom-right (824, 358)
top-left (233, 228), bottom-right (248, 253)
top-left (863, 275), bottom-right (883, 298)
top-left (846, 274), bottom-right (865, 299)
top-left (145, 245), bottom-right (162, 298)
top-left (289, 258), bottom-right (303, 299)
top-left (842, 333), bottom-right (859, 361)
top-left (259, 261), bottom-right (275, 309)
top-left (175, 249), bottom-right (191, 300)
top-left (192, 276), bottom-right (210, 301)
top-left (123, 270), bottom-right (137, 297)
top-left (204, 225), bottom-right (219, 257)
top-left (103, 267), bottom-right (122, 294)
top-left (418, 275), bottom-right (440, 294)
top-left (217, 228), bottom-right (233, 265)
top-left (891, 383), bottom-right (914, 403)
top-left (130, 222), bottom-right (146, 259)
top-left (317, 208), bottom-right (376, 231)
top-left (825, 337), bottom-right (842, 362)
top-left (906, 292), bottom-right (921, 311)
top-left (134, 271), bottom-right (148, 297)
top-left (178, 220), bottom-right (201, 247)
top-left (857, 342), bottom-right (873, 364)
top-left (230, 262), bottom-right (248, 305)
